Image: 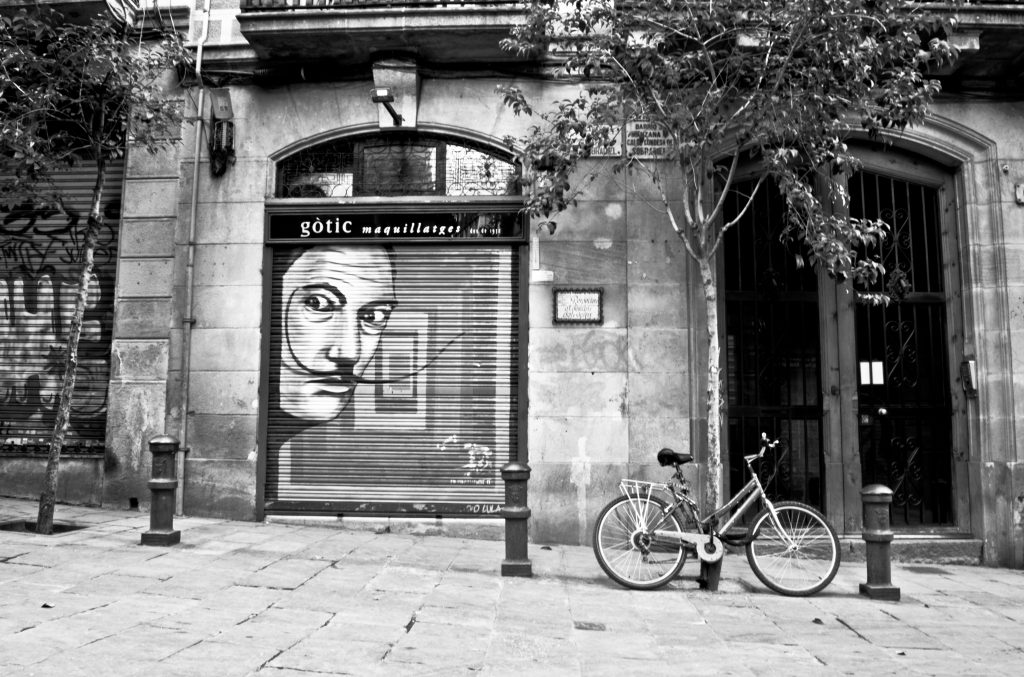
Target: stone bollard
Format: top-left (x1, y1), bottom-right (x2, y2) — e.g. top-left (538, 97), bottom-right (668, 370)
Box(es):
top-left (860, 484), bottom-right (900, 601)
top-left (500, 462), bottom-right (532, 577)
top-left (141, 435), bottom-right (181, 546)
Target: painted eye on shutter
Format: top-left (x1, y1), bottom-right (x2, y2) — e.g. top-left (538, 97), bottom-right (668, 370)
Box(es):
top-left (266, 246), bottom-right (519, 516)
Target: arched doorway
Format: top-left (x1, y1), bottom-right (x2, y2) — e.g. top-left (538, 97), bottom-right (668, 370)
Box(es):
top-left (260, 132), bottom-right (526, 518)
top-left (723, 149), bottom-right (968, 532)
top-left (850, 162), bottom-right (963, 527)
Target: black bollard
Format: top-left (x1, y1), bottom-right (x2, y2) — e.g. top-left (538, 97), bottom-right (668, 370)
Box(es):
top-left (860, 484), bottom-right (900, 601)
top-left (500, 462), bottom-right (532, 577)
top-left (141, 435), bottom-right (181, 546)
top-left (699, 556), bottom-right (723, 591)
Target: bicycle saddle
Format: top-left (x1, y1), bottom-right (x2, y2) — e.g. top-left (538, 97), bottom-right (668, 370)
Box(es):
top-left (656, 448), bottom-right (693, 466)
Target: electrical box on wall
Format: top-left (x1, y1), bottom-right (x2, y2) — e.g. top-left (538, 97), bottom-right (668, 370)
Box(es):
top-left (208, 88), bottom-right (235, 177)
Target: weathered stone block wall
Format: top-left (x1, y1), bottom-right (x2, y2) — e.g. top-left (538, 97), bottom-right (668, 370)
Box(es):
top-left (165, 77), bottom-right (544, 521)
top-left (103, 142), bottom-right (179, 509)
top-left (526, 161), bottom-right (696, 545)
top-left (172, 109), bottom-right (262, 520)
top-left (156, 71), bottom-right (703, 540)
top-left (160, 66), bottom-right (1024, 564)
top-left (932, 101), bottom-right (1024, 566)
top-left (1, 458), bottom-right (104, 506)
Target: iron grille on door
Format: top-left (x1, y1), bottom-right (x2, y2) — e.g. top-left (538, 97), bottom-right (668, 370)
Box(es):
top-left (724, 181), bottom-right (825, 508)
top-left (851, 171), bottom-right (953, 526)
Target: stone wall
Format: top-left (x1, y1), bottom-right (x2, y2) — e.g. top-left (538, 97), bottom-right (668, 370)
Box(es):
top-left (526, 165), bottom-right (697, 544)
top-left (102, 141), bottom-right (178, 510)
top-left (95, 61), bottom-right (1024, 564)
top-left (930, 101), bottom-right (1024, 566)
top-left (175, 114), bottom-right (262, 519)
top-left (0, 458), bottom-right (104, 506)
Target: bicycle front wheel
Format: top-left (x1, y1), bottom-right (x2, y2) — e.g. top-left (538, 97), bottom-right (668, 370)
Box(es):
top-left (745, 501), bottom-right (840, 596)
top-left (593, 494), bottom-right (688, 590)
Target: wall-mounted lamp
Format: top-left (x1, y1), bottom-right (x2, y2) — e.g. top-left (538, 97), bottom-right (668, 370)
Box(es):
top-left (960, 358), bottom-right (978, 399)
top-left (208, 88), bottom-right (235, 177)
top-left (370, 87), bottom-right (404, 126)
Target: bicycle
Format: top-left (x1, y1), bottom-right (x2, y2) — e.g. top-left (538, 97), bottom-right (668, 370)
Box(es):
top-left (592, 433), bottom-right (841, 596)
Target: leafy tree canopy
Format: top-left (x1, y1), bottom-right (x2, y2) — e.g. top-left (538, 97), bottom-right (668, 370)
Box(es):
top-left (0, 7), bottom-right (188, 209)
top-left (0, 6), bottom-right (188, 535)
top-left (501, 0), bottom-right (957, 285)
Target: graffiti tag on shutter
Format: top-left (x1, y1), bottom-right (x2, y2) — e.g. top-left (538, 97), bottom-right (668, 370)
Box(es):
top-left (1, 202), bottom-right (117, 451)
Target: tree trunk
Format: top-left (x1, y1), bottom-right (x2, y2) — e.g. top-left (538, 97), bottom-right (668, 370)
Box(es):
top-left (36, 160), bottom-right (106, 535)
top-left (698, 254), bottom-right (722, 515)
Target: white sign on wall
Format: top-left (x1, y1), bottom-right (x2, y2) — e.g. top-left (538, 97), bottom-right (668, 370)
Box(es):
top-left (625, 120), bottom-right (673, 159)
top-left (553, 288), bottom-right (604, 325)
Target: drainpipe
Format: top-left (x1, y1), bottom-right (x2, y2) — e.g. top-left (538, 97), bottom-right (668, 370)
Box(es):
top-left (176, 0), bottom-right (211, 515)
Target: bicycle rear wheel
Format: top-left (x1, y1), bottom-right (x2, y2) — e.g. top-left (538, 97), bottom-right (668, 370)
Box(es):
top-left (745, 501), bottom-right (840, 596)
top-left (592, 494), bottom-right (688, 590)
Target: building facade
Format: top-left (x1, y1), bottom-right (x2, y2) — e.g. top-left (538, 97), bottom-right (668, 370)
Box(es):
top-left (2, 0), bottom-right (1023, 567)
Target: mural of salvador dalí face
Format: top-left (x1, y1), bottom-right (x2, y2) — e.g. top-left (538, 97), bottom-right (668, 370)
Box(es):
top-left (278, 246), bottom-right (396, 422)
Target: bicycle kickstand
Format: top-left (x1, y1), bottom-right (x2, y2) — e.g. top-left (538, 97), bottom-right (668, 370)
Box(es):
top-left (699, 524), bottom-right (724, 591)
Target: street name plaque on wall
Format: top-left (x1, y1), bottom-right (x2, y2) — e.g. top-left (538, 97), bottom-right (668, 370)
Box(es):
top-left (625, 120), bottom-right (672, 159)
top-left (586, 120), bottom-right (673, 159)
top-left (553, 288), bottom-right (603, 325)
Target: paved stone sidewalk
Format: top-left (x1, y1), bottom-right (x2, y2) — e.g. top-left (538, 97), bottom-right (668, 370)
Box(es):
top-left (1, 498), bottom-right (1022, 676)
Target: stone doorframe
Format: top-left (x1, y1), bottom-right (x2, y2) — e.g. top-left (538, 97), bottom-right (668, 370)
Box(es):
top-left (833, 117), bottom-right (1015, 564)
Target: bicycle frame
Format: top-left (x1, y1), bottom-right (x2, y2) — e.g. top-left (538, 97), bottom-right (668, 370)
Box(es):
top-left (622, 451), bottom-right (788, 559)
top-left (702, 474), bottom-right (764, 536)
top-left (709, 452), bottom-right (787, 532)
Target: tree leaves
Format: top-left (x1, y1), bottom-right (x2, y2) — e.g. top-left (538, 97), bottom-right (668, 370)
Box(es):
top-left (500, 0), bottom-right (957, 509)
top-left (500, 0), bottom-right (956, 280)
top-left (0, 7), bottom-right (188, 208)
top-left (498, 85), bottom-right (621, 217)
top-left (1, 7), bottom-right (189, 535)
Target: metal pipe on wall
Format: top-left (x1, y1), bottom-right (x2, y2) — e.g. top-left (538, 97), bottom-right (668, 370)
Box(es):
top-left (175, 0), bottom-right (212, 515)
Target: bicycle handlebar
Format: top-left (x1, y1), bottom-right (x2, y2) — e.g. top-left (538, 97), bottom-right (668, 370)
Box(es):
top-left (756, 432), bottom-right (780, 459)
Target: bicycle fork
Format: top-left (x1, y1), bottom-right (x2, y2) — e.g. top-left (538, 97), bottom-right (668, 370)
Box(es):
top-left (739, 458), bottom-right (799, 551)
top-left (758, 497), bottom-right (800, 550)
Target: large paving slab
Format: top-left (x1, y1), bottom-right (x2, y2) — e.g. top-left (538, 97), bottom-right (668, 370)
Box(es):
top-left (1, 497), bottom-right (1022, 676)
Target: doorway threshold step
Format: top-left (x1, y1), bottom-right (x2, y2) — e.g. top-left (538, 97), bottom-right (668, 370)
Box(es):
top-left (840, 536), bottom-right (983, 565)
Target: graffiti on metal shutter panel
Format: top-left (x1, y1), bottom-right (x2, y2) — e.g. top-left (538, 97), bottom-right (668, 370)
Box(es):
top-left (267, 243), bottom-right (514, 510)
top-left (274, 245), bottom-right (399, 424)
top-left (0, 202), bottom-right (116, 450)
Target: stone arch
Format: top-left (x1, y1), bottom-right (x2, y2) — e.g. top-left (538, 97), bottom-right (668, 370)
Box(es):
top-left (853, 115), bottom-right (1012, 555)
top-left (268, 126), bottom-right (520, 199)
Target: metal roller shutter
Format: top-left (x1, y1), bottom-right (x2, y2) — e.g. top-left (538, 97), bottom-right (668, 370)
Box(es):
top-left (0, 161), bottom-right (123, 455)
top-left (266, 244), bottom-right (519, 515)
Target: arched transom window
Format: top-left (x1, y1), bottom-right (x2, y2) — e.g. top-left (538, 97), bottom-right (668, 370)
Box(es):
top-left (276, 133), bottom-right (521, 199)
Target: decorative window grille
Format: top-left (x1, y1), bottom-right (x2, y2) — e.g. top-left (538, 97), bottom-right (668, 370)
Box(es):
top-left (276, 134), bottom-right (521, 198)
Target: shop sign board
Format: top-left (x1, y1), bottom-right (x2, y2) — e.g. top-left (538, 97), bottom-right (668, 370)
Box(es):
top-left (267, 211), bottom-right (524, 243)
